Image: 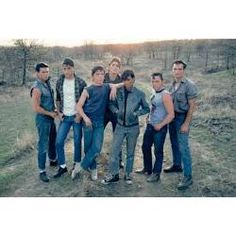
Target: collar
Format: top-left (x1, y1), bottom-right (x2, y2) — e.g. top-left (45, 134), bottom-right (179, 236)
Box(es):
top-left (173, 77), bottom-right (187, 85)
top-left (37, 78), bottom-right (48, 87)
top-left (155, 88), bottom-right (165, 93)
top-left (124, 86), bottom-right (134, 93)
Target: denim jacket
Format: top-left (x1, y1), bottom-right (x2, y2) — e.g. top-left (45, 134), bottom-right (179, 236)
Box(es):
top-left (109, 87), bottom-right (150, 126)
top-left (56, 74), bottom-right (87, 113)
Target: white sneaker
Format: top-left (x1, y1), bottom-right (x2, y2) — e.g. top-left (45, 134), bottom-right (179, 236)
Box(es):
top-left (71, 163), bottom-right (81, 180)
top-left (91, 169), bottom-right (98, 181)
top-left (124, 174), bottom-right (133, 185)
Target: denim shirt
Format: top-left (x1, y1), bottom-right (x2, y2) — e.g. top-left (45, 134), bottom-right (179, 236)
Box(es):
top-left (109, 87), bottom-right (150, 126)
top-left (169, 78), bottom-right (198, 113)
top-left (56, 74), bottom-right (87, 113)
top-left (31, 79), bottom-right (55, 121)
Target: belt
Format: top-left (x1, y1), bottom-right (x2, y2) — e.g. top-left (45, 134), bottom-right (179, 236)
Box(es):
top-left (175, 111), bottom-right (187, 115)
top-left (118, 122), bottom-right (139, 127)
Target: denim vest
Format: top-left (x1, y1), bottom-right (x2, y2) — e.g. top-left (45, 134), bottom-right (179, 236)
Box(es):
top-left (31, 79), bottom-right (55, 121)
top-left (149, 90), bottom-right (168, 126)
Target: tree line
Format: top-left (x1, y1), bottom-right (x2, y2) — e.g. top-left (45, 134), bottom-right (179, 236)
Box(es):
top-left (0, 39), bottom-right (235, 86)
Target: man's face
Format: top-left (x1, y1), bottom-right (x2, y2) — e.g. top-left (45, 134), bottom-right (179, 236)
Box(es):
top-left (108, 61), bottom-right (120, 76)
top-left (92, 70), bottom-right (105, 85)
top-left (172, 63), bottom-right (185, 80)
top-left (124, 77), bottom-right (135, 89)
top-left (37, 67), bottom-right (49, 81)
top-left (152, 76), bottom-right (163, 91)
top-left (63, 65), bottom-right (74, 78)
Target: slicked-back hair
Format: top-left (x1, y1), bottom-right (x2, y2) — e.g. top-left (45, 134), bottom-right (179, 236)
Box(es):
top-left (121, 70), bottom-right (135, 80)
top-left (151, 72), bottom-right (163, 80)
top-left (35, 62), bottom-right (49, 72)
top-left (172, 60), bottom-right (187, 69)
top-left (91, 66), bottom-right (105, 76)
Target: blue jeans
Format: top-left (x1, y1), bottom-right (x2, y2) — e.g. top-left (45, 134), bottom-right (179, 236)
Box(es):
top-left (104, 111), bottom-right (122, 163)
top-left (81, 120), bottom-right (104, 170)
top-left (56, 115), bottom-right (82, 165)
top-left (142, 124), bottom-right (167, 174)
top-left (169, 113), bottom-right (192, 177)
top-left (109, 124), bottom-right (140, 175)
top-left (36, 117), bottom-right (57, 171)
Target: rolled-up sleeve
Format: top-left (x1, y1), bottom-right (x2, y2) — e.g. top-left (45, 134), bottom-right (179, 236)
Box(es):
top-left (186, 81), bottom-right (198, 100)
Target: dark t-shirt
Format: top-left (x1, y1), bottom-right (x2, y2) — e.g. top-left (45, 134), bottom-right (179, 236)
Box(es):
top-left (83, 83), bottom-right (110, 122)
top-left (103, 73), bottom-right (122, 84)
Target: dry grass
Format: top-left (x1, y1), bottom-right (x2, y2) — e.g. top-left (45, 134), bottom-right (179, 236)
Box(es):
top-left (0, 56), bottom-right (235, 197)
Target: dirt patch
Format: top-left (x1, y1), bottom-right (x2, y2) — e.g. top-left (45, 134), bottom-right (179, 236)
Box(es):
top-left (2, 124), bottom-right (235, 197)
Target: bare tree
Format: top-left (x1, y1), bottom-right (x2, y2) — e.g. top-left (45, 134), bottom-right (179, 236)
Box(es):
top-left (223, 41), bottom-right (236, 74)
top-left (144, 42), bottom-right (158, 59)
top-left (121, 44), bottom-right (137, 66)
top-left (204, 44), bottom-right (209, 71)
top-left (13, 39), bottom-right (46, 85)
top-left (81, 41), bottom-right (104, 60)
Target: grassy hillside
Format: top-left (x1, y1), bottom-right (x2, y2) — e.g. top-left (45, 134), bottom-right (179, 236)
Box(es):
top-left (0, 87), bottom-right (36, 193)
top-left (0, 55), bottom-right (235, 197)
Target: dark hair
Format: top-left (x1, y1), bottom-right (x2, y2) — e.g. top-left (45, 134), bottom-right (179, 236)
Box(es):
top-left (109, 57), bottom-right (121, 67)
top-left (121, 70), bottom-right (135, 81)
top-left (172, 60), bottom-right (187, 69)
top-left (35, 62), bottom-right (49, 72)
top-left (151, 72), bottom-right (163, 80)
top-left (62, 58), bottom-right (74, 67)
top-left (91, 66), bottom-right (105, 76)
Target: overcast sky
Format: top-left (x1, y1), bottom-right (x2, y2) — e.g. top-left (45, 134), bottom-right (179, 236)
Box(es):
top-left (0, 0), bottom-right (235, 46)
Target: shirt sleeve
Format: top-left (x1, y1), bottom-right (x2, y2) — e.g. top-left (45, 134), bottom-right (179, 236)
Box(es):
top-left (186, 81), bottom-right (198, 100)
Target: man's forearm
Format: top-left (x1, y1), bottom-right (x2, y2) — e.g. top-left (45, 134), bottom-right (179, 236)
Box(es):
top-left (184, 103), bottom-right (196, 126)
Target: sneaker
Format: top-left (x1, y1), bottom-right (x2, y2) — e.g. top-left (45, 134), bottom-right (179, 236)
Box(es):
top-left (39, 172), bottom-right (49, 182)
top-left (124, 174), bottom-right (133, 185)
top-left (101, 174), bottom-right (119, 185)
top-left (177, 176), bottom-right (193, 190)
top-left (164, 165), bottom-right (183, 173)
top-left (53, 167), bottom-right (68, 178)
top-left (119, 161), bottom-right (124, 169)
top-left (91, 169), bottom-right (98, 181)
top-left (147, 173), bottom-right (160, 182)
top-left (49, 160), bottom-right (58, 167)
top-left (71, 163), bottom-right (81, 180)
top-left (135, 169), bottom-right (151, 175)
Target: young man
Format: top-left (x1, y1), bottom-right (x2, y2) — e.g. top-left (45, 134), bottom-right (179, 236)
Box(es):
top-left (31, 62), bottom-right (57, 182)
top-left (102, 70), bottom-right (150, 185)
top-left (103, 57), bottom-right (124, 168)
top-left (76, 66), bottom-right (123, 181)
top-left (54, 58), bottom-right (87, 179)
top-left (164, 60), bottom-right (198, 190)
top-left (104, 57), bottom-right (123, 130)
top-left (136, 73), bottom-right (174, 182)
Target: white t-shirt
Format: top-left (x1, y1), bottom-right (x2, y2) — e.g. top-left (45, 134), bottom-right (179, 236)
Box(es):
top-left (63, 78), bottom-right (76, 116)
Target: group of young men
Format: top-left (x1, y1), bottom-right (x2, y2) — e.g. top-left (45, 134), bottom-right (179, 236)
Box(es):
top-left (31, 57), bottom-right (197, 191)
